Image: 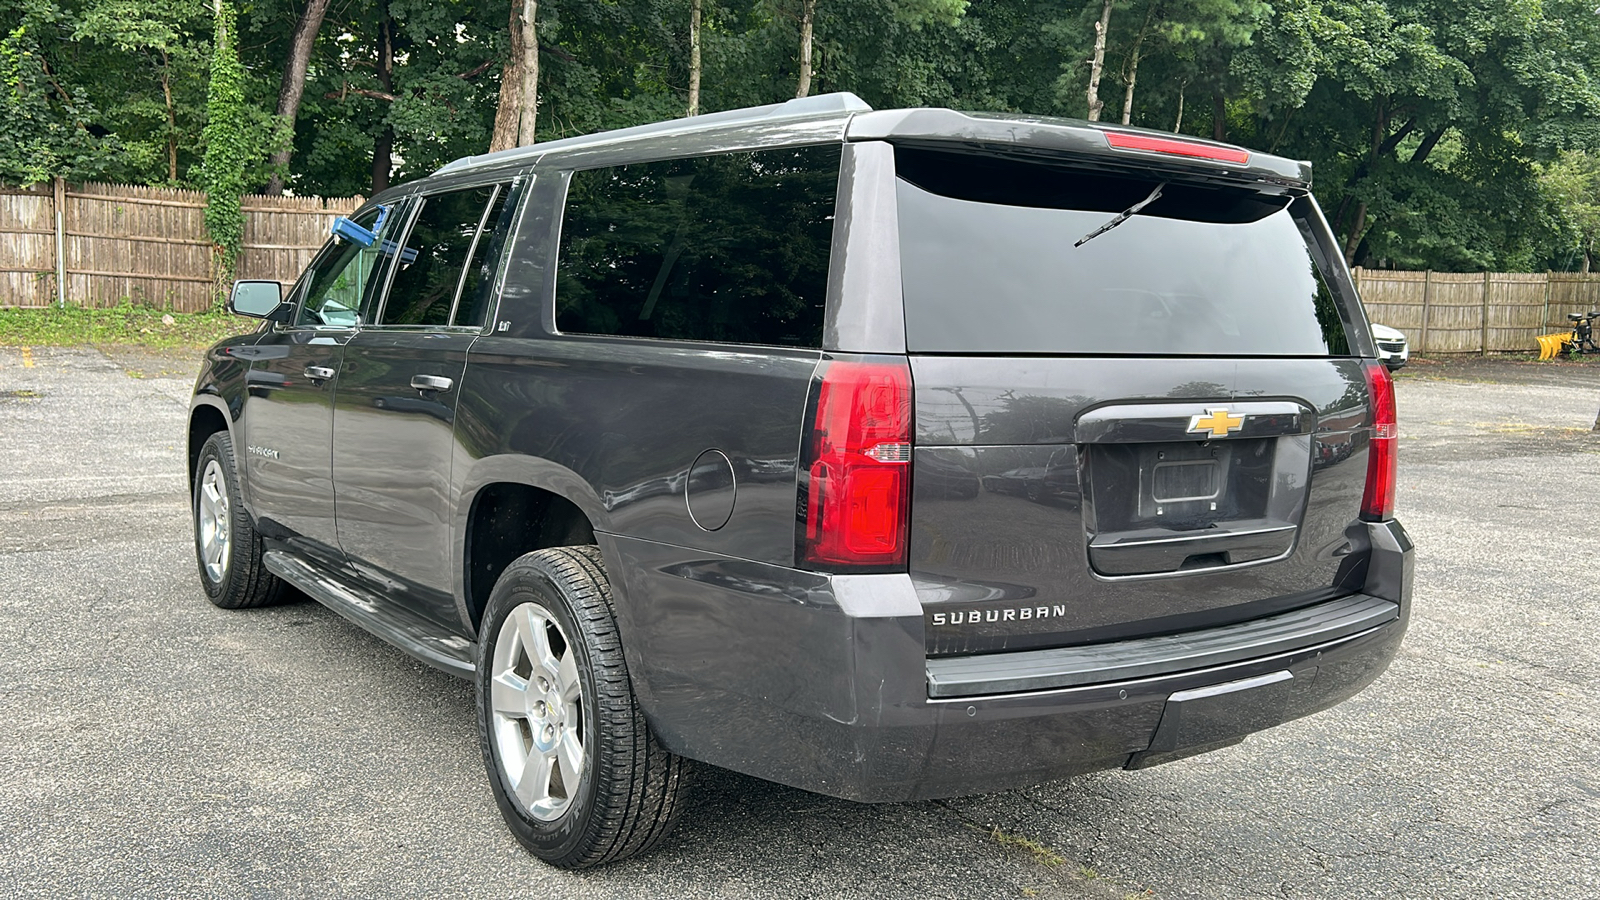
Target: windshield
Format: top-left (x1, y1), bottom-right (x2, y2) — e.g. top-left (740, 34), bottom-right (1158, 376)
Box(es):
top-left (895, 149), bottom-right (1351, 356)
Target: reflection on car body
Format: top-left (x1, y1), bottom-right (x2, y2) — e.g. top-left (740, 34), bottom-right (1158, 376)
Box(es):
top-left (981, 448), bottom-right (1079, 504)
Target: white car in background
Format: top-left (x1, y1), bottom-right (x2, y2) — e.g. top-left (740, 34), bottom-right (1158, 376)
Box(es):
top-left (1372, 323), bottom-right (1409, 369)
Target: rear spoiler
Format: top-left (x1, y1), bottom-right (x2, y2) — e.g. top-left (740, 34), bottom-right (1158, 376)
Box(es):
top-left (846, 109), bottom-right (1311, 192)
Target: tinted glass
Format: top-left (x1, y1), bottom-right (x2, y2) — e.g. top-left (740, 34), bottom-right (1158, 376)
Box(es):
top-left (381, 184), bottom-right (499, 326)
top-left (895, 149), bottom-right (1351, 356)
top-left (295, 206), bottom-right (389, 327)
top-left (555, 145), bottom-right (839, 348)
top-left (454, 181), bottom-right (521, 328)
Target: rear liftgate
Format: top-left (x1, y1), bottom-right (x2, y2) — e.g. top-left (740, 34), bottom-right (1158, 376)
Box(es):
top-left (1078, 399), bottom-right (1313, 578)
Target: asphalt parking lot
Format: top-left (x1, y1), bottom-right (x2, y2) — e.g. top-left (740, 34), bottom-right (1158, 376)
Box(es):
top-left (1, 345), bottom-right (1596, 899)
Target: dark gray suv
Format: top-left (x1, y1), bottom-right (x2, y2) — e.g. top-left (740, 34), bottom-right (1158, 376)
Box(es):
top-left (188, 93), bottom-right (1410, 868)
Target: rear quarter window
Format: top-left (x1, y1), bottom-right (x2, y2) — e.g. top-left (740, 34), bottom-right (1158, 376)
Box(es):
top-left (895, 148), bottom-right (1351, 356)
top-left (554, 145), bottom-right (840, 349)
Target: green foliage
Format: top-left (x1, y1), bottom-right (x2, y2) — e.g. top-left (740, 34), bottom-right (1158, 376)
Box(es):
top-left (199, 1), bottom-right (247, 280)
top-left (6, 0), bottom-right (1600, 273)
top-left (0, 2), bottom-right (124, 185)
top-left (0, 302), bottom-right (247, 350)
top-left (1538, 150), bottom-right (1600, 271)
top-left (71, 0), bottom-right (212, 185)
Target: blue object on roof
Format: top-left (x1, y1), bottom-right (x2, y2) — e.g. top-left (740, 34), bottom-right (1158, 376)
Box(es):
top-left (332, 216), bottom-right (377, 247)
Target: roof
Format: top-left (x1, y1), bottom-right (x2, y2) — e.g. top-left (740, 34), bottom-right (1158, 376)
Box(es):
top-left (434, 92), bottom-right (1311, 189)
top-left (433, 93), bottom-right (871, 176)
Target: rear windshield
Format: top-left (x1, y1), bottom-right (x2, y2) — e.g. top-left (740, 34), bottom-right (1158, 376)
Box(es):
top-left (895, 149), bottom-right (1350, 356)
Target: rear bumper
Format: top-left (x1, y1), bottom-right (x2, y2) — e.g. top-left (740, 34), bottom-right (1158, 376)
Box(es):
top-left (603, 520), bottom-right (1412, 802)
top-left (925, 592), bottom-right (1397, 698)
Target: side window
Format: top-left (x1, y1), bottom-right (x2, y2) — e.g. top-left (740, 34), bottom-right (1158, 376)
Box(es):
top-left (295, 206), bottom-right (390, 328)
top-left (555, 145), bottom-right (839, 349)
top-left (454, 182), bottom-right (522, 328)
top-left (379, 184), bottom-right (500, 327)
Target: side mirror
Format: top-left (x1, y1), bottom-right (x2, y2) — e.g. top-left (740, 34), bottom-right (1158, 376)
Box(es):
top-left (229, 280), bottom-right (285, 319)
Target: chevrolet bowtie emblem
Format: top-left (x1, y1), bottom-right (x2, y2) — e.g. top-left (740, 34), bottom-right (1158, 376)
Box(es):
top-left (1188, 408), bottom-right (1245, 439)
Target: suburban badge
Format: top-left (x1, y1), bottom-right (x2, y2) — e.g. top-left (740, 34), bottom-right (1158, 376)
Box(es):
top-left (1187, 408), bottom-right (1245, 439)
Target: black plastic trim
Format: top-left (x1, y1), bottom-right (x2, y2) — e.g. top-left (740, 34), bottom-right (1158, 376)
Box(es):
top-left (263, 550), bottom-right (477, 678)
top-left (925, 593), bottom-right (1398, 698)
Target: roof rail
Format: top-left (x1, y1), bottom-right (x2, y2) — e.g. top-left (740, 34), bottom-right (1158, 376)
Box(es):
top-left (435, 92), bottom-right (873, 176)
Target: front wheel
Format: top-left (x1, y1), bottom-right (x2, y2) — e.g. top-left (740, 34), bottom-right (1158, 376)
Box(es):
top-left (192, 431), bottom-right (288, 609)
top-left (477, 546), bottom-right (691, 868)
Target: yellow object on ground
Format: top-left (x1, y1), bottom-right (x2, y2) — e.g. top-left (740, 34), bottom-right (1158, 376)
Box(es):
top-left (1537, 333), bottom-right (1574, 360)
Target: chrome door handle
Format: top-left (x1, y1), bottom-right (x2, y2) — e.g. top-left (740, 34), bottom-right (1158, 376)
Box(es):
top-left (303, 366), bottom-right (336, 381)
top-left (410, 374), bottom-right (453, 393)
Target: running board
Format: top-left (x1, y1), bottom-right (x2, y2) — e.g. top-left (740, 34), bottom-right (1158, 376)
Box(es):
top-left (263, 550), bottom-right (477, 679)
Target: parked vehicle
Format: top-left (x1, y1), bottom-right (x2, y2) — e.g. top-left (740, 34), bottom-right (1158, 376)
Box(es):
top-left (188, 93), bottom-right (1411, 868)
top-left (1371, 323), bottom-right (1409, 369)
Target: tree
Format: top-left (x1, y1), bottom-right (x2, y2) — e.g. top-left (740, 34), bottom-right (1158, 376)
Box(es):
top-left (291, 0), bottom-right (502, 193)
top-left (687, 0), bottom-right (702, 115)
top-left (72, 0), bottom-right (214, 184)
top-left (796, 0), bottom-right (816, 97)
top-left (199, 0), bottom-right (248, 293)
top-left (488, 0), bottom-right (525, 150)
top-left (5, 0), bottom-right (1600, 283)
top-left (372, 1), bottom-right (395, 191)
top-left (1084, 0), bottom-right (1111, 120)
top-left (263, 0), bottom-right (332, 194)
top-left (1212, 0), bottom-right (1600, 270)
top-left (0, 2), bottom-right (127, 185)
top-left (1106, 0), bottom-right (1266, 129)
top-left (1116, 0), bottom-right (1152, 124)
top-left (488, 0), bottom-right (539, 150)
top-left (516, 0), bottom-right (539, 144)
top-left (1538, 151), bottom-right (1600, 273)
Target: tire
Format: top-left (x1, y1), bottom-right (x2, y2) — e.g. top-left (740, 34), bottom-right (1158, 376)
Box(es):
top-left (192, 431), bottom-right (288, 610)
top-left (477, 546), bottom-right (691, 869)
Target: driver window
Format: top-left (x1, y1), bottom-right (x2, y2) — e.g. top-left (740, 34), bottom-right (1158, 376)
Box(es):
top-left (379, 185), bottom-right (499, 327)
top-left (295, 206), bottom-right (391, 327)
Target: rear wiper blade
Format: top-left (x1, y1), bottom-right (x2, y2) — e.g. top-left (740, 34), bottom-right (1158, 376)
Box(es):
top-left (1074, 182), bottom-right (1166, 248)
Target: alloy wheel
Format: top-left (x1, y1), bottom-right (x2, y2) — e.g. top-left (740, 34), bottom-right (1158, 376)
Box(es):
top-left (490, 602), bottom-right (586, 821)
top-left (197, 459), bottom-right (231, 583)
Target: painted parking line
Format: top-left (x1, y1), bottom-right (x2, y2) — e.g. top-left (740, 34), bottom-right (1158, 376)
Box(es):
top-left (20, 347), bottom-right (33, 368)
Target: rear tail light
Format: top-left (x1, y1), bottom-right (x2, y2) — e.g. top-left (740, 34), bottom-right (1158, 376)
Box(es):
top-left (1361, 360), bottom-right (1398, 521)
top-left (1104, 131), bottom-right (1251, 164)
top-left (798, 357), bottom-right (913, 570)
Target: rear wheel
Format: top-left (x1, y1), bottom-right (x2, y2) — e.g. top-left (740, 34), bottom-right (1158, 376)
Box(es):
top-left (192, 431), bottom-right (287, 609)
top-left (477, 546), bottom-right (691, 868)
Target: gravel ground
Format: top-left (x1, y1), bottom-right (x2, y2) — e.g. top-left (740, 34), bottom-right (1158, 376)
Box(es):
top-left (0, 346), bottom-right (1595, 899)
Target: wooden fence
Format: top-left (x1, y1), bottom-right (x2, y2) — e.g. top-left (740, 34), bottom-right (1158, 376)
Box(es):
top-left (1354, 267), bottom-right (1600, 354)
top-left (5, 186), bottom-right (1600, 345)
top-left (0, 180), bottom-right (362, 313)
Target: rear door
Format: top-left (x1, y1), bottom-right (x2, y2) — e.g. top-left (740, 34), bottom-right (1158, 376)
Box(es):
top-left (332, 180), bottom-right (522, 625)
top-left (892, 148), bottom-right (1376, 656)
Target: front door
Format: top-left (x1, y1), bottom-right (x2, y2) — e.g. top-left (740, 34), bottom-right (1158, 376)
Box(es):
top-left (241, 203), bottom-right (403, 566)
top-left (332, 181), bottom-right (520, 625)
